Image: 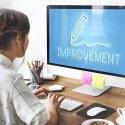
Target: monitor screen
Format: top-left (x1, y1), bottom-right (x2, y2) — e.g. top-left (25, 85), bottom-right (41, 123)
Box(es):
top-left (47, 5), bottom-right (125, 78)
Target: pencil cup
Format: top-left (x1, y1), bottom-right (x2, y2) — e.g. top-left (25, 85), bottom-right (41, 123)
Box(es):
top-left (29, 69), bottom-right (44, 85)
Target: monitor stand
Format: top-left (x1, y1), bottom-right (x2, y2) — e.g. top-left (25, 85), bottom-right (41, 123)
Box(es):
top-left (72, 85), bottom-right (111, 96)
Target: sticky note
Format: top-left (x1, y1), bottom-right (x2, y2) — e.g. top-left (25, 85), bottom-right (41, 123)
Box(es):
top-left (92, 74), bottom-right (105, 89)
top-left (80, 72), bottom-right (92, 85)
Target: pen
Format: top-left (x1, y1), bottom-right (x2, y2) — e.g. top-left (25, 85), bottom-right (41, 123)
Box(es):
top-left (30, 69), bottom-right (40, 84)
top-left (27, 61), bottom-right (31, 69)
top-left (40, 60), bottom-right (44, 70)
top-left (31, 60), bottom-right (35, 70)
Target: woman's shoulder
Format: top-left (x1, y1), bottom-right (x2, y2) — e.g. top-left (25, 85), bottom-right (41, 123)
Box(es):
top-left (0, 68), bottom-right (25, 91)
top-left (1, 68), bottom-right (23, 80)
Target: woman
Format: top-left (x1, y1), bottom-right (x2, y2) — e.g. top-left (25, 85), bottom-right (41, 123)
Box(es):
top-left (0, 8), bottom-right (64, 125)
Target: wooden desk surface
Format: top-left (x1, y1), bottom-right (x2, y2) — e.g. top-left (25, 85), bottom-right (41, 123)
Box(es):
top-left (41, 76), bottom-right (125, 125)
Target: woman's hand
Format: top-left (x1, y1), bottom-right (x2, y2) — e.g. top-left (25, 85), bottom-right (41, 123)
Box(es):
top-left (33, 88), bottom-right (50, 99)
top-left (45, 93), bottom-right (65, 125)
top-left (47, 93), bottom-right (65, 111)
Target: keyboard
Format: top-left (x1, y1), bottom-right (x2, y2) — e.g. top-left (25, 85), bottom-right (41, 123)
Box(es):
top-left (40, 98), bottom-right (83, 111)
top-left (59, 98), bottom-right (83, 111)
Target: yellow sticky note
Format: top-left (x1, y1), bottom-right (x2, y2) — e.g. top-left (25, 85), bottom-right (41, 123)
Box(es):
top-left (92, 74), bottom-right (105, 89)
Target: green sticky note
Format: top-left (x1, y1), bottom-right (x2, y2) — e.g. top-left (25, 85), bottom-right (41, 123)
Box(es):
top-left (92, 74), bottom-right (105, 89)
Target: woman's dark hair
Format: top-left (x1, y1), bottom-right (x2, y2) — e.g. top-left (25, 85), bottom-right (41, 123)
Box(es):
top-left (0, 8), bottom-right (30, 50)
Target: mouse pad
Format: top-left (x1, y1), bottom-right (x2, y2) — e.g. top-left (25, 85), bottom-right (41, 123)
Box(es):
top-left (76, 103), bottom-right (115, 119)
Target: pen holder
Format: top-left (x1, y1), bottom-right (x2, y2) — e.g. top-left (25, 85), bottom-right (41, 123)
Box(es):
top-left (30, 69), bottom-right (44, 85)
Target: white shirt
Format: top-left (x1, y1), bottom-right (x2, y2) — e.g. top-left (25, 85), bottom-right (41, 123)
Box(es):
top-left (0, 54), bottom-right (50, 125)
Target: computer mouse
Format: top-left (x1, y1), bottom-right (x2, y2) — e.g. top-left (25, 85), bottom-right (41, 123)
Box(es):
top-left (87, 107), bottom-right (107, 116)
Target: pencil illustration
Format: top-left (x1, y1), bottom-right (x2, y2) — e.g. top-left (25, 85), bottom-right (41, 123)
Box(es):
top-left (70, 14), bottom-right (87, 43)
top-left (70, 13), bottom-right (109, 47)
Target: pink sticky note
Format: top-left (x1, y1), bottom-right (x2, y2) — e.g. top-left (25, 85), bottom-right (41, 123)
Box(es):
top-left (80, 72), bottom-right (92, 85)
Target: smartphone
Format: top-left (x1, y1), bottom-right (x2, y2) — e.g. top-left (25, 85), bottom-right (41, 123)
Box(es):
top-left (28, 84), bottom-right (40, 91)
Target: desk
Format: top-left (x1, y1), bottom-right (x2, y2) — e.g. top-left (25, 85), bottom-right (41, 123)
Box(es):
top-left (41, 76), bottom-right (125, 125)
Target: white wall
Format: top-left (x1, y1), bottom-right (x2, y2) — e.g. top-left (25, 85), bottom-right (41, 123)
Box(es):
top-left (0, 0), bottom-right (12, 7)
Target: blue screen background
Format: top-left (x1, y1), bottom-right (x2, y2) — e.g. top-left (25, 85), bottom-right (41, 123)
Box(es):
top-left (48, 7), bottom-right (125, 75)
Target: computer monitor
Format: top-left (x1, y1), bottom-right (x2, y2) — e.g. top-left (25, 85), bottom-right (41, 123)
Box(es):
top-left (47, 5), bottom-right (125, 95)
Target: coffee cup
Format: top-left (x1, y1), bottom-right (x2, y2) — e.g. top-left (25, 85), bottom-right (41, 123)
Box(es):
top-left (116, 115), bottom-right (125, 125)
top-left (117, 108), bottom-right (125, 116)
top-left (116, 107), bottom-right (125, 125)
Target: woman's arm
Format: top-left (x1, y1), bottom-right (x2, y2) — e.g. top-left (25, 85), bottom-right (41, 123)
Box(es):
top-left (45, 94), bottom-right (65, 125)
